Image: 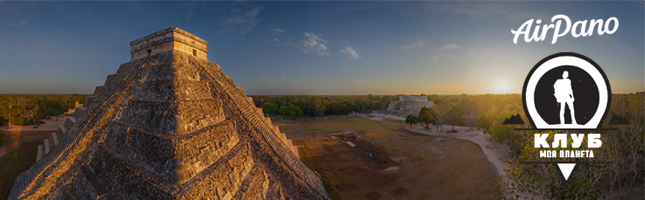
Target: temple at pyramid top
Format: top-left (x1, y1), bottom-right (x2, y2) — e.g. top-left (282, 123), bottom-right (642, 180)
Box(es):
top-left (130, 27), bottom-right (208, 61)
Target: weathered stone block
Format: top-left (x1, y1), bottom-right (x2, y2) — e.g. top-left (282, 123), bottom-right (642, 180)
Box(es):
top-left (51, 132), bottom-right (59, 146)
top-left (43, 138), bottom-right (50, 154)
top-left (36, 145), bottom-right (43, 161)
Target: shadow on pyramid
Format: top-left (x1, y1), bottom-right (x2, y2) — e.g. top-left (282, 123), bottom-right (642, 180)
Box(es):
top-left (9, 27), bottom-right (330, 200)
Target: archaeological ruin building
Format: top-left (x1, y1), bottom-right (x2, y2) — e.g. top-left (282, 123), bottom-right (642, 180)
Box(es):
top-left (9, 27), bottom-right (330, 200)
top-left (386, 95), bottom-right (434, 116)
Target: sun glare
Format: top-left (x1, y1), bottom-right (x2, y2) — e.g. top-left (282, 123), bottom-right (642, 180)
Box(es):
top-left (489, 75), bottom-right (512, 94)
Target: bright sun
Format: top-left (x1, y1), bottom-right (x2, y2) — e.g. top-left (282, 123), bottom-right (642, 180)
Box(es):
top-left (489, 75), bottom-right (513, 94)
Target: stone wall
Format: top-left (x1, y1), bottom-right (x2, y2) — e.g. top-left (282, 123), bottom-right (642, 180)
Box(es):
top-left (130, 27), bottom-right (208, 61)
top-left (246, 97), bottom-right (299, 158)
top-left (387, 96), bottom-right (434, 116)
top-left (399, 95), bottom-right (428, 102)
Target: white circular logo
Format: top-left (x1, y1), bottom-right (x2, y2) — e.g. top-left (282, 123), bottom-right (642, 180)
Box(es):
top-left (523, 52), bottom-right (611, 130)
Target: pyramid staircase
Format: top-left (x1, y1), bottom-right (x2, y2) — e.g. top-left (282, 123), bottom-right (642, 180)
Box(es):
top-left (9, 27), bottom-right (328, 200)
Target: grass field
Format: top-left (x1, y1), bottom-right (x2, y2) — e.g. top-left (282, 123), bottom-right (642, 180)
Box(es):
top-left (276, 117), bottom-right (496, 200)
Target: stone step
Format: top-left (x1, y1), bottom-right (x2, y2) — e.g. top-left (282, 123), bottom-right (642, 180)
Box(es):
top-left (36, 145), bottom-right (43, 161)
top-left (58, 125), bottom-right (68, 135)
top-left (245, 96), bottom-right (254, 106)
top-left (64, 116), bottom-right (76, 130)
top-left (254, 107), bottom-right (264, 117)
top-left (74, 107), bottom-right (87, 119)
top-left (69, 116), bottom-right (77, 122)
top-left (232, 163), bottom-right (260, 199)
top-left (264, 117), bottom-right (273, 128)
top-left (223, 75), bottom-right (234, 83)
top-left (93, 86), bottom-right (106, 96)
top-left (279, 133), bottom-right (287, 143)
top-left (272, 126), bottom-right (281, 135)
top-left (104, 74), bottom-right (117, 86)
top-left (285, 139), bottom-right (298, 158)
top-left (43, 139), bottom-right (50, 154)
top-left (236, 86), bottom-right (245, 95)
top-left (60, 130), bottom-right (72, 145)
top-left (85, 96), bottom-right (96, 108)
top-left (264, 179), bottom-right (284, 200)
top-left (51, 132), bottom-right (59, 146)
top-left (75, 165), bottom-right (116, 199)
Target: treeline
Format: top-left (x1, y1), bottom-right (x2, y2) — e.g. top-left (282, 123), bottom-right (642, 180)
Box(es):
top-left (402, 94), bottom-right (524, 141)
top-left (0, 94), bottom-right (89, 128)
top-left (252, 93), bottom-right (526, 140)
top-left (251, 95), bottom-right (402, 118)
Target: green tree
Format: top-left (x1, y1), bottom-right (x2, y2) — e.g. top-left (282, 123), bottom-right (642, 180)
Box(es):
top-left (304, 97), bottom-right (327, 116)
top-left (261, 102), bottom-right (279, 115)
top-left (65, 97), bottom-right (76, 109)
top-left (363, 100), bottom-right (373, 111)
top-left (49, 100), bottom-right (66, 121)
top-left (279, 104), bottom-right (304, 119)
top-left (433, 103), bottom-right (448, 131)
top-left (405, 115), bottom-right (418, 128)
top-left (368, 94), bottom-right (381, 101)
top-left (0, 96), bottom-right (24, 128)
top-left (0, 129), bottom-right (4, 146)
top-left (21, 103), bottom-right (39, 127)
top-left (34, 99), bottom-right (48, 127)
top-left (460, 97), bottom-right (478, 129)
top-left (374, 102), bottom-right (384, 110)
top-left (445, 102), bottom-right (460, 131)
top-left (476, 112), bottom-right (491, 134)
top-left (489, 110), bottom-right (515, 141)
top-left (340, 101), bottom-right (358, 114)
top-left (417, 106), bottom-right (437, 129)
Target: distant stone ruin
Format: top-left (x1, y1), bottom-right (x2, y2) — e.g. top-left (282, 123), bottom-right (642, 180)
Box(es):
top-left (334, 132), bottom-right (394, 166)
top-left (9, 27), bottom-right (329, 200)
top-left (386, 95), bottom-right (434, 116)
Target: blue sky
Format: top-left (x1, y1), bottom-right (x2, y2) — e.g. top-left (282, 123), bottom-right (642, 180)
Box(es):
top-left (0, 1), bottom-right (642, 95)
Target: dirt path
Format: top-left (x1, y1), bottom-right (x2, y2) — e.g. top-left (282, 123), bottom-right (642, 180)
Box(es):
top-left (405, 125), bottom-right (510, 175)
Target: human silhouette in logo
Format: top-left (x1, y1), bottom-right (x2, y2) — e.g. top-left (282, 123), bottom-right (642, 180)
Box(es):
top-left (553, 71), bottom-right (577, 125)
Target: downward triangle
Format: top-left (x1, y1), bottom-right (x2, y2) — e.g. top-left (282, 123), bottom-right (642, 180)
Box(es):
top-left (557, 163), bottom-right (577, 181)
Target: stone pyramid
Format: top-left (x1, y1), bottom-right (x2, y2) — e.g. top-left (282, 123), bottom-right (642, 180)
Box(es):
top-left (9, 27), bottom-right (329, 200)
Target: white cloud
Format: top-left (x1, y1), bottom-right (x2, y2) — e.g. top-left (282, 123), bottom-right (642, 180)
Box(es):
top-left (301, 32), bottom-right (331, 56)
top-left (340, 46), bottom-right (360, 60)
top-left (225, 7), bottom-right (262, 24)
top-left (438, 44), bottom-right (460, 51)
top-left (265, 27), bottom-right (293, 46)
top-left (280, 75), bottom-right (286, 81)
top-left (431, 47), bottom-right (473, 64)
top-left (397, 40), bottom-right (425, 51)
top-left (272, 27), bottom-right (286, 34)
top-left (265, 38), bottom-right (281, 46)
top-left (224, 6), bottom-right (264, 34)
top-left (431, 54), bottom-right (443, 64)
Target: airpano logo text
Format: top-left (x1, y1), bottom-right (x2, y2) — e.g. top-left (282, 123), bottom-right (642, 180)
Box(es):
top-left (511, 15), bottom-right (619, 44)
